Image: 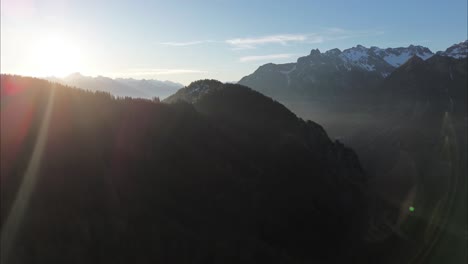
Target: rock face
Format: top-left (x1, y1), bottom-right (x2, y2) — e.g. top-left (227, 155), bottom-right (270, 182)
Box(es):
top-left (238, 41), bottom-right (465, 105)
top-left (437, 40), bottom-right (468, 59)
top-left (1, 75), bottom-right (368, 263)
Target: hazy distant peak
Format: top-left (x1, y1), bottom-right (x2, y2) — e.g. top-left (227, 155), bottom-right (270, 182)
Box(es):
top-left (46, 73), bottom-right (183, 99)
top-left (65, 72), bottom-right (85, 79)
top-left (309, 48), bottom-right (321, 56)
top-left (163, 80), bottom-right (184, 86)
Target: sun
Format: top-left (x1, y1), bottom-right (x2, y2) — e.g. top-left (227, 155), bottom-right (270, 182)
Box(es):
top-left (27, 33), bottom-right (85, 77)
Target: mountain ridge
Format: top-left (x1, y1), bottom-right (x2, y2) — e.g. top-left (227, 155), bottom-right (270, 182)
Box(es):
top-left (46, 73), bottom-right (184, 99)
top-left (1, 75), bottom-right (368, 263)
top-left (241, 41), bottom-right (466, 83)
top-left (238, 41), bottom-right (467, 105)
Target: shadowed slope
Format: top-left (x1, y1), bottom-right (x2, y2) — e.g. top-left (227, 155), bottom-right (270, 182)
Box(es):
top-left (2, 76), bottom-right (368, 263)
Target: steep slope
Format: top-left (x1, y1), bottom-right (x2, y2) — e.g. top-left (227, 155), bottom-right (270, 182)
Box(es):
top-left (1, 76), bottom-right (368, 263)
top-left (166, 80), bottom-right (370, 260)
top-left (238, 48), bottom-right (385, 102)
top-left (167, 80), bottom-right (349, 158)
top-left (381, 54), bottom-right (467, 116)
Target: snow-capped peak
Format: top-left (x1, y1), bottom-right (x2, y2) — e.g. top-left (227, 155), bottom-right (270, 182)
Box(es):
top-left (340, 45), bottom-right (369, 61)
top-left (339, 45), bottom-right (392, 72)
top-left (250, 41), bottom-right (464, 81)
top-left (371, 45), bottom-right (434, 67)
top-left (437, 40), bottom-right (467, 59)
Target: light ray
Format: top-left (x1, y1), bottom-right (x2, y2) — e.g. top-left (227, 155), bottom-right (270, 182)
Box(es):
top-left (0, 86), bottom-right (56, 263)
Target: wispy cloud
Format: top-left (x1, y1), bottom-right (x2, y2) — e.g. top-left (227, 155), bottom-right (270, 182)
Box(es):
top-left (120, 68), bottom-right (208, 76)
top-left (226, 29), bottom-right (384, 49)
top-left (322, 27), bottom-right (384, 41)
top-left (158, 28), bottom-right (384, 50)
top-left (159, 40), bottom-right (216, 46)
top-left (226, 34), bottom-right (311, 50)
top-left (239, 53), bottom-right (296, 62)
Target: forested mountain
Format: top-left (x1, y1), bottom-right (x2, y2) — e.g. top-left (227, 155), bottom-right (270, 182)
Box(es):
top-left (47, 73), bottom-right (183, 99)
top-left (1, 75), bottom-right (368, 263)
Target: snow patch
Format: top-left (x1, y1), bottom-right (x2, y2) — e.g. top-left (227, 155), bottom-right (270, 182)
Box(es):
top-left (382, 51), bottom-right (433, 67)
top-left (339, 49), bottom-right (376, 71)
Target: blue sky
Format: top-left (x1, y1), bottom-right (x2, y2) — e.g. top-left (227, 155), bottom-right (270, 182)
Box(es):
top-left (1, 0), bottom-right (467, 84)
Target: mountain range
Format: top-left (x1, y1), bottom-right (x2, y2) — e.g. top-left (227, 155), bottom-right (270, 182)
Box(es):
top-left (47, 73), bottom-right (183, 99)
top-left (1, 40), bottom-right (466, 263)
top-left (238, 40), bottom-right (467, 264)
top-left (238, 40), bottom-right (467, 104)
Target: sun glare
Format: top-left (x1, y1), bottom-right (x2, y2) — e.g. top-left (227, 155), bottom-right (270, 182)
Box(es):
top-left (26, 33), bottom-right (84, 77)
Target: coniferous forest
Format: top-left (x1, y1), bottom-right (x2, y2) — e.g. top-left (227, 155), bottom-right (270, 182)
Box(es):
top-left (1, 75), bottom-right (370, 263)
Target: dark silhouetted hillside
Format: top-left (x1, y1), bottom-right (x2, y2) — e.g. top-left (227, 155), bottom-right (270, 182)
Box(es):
top-left (1, 75), bottom-right (368, 263)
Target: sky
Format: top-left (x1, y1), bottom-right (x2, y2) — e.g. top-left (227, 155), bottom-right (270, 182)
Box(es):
top-left (1, 0), bottom-right (467, 85)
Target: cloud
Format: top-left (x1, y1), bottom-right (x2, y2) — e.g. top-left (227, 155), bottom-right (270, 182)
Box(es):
top-left (226, 34), bottom-right (310, 50)
top-left (158, 40), bottom-right (216, 46)
top-left (239, 54), bottom-right (295, 62)
top-left (159, 28), bottom-right (384, 50)
top-left (122, 68), bottom-right (208, 75)
top-left (226, 29), bottom-right (384, 49)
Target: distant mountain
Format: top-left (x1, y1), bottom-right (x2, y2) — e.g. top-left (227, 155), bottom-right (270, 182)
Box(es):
top-left (47, 73), bottom-right (183, 99)
top-left (238, 42), bottom-right (467, 264)
top-left (238, 41), bottom-right (466, 103)
top-left (238, 48), bottom-right (384, 103)
top-left (1, 75), bottom-right (368, 263)
top-left (336, 44), bottom-right (434, 74)
top-left (436, 40), bottom-right (468, 59)
top-left (369, 45), bottom-right (434, 67)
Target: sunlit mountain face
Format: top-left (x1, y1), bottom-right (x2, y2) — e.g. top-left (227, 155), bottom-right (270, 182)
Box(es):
top-left (1, 0), bottom-right (467, 263)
